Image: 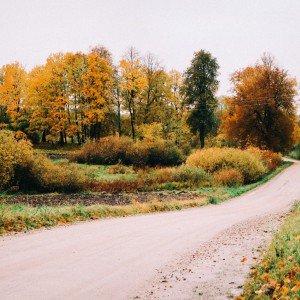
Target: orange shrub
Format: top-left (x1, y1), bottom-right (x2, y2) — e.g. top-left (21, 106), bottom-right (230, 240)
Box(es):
top-left (213, 168), bottom-right (244, 186)
top-left (246, 147), bottom-right (282, 171)
top-left (0, 130), bottom-right (87, 192)
top-left (186, 147), bottom-right (267, 183)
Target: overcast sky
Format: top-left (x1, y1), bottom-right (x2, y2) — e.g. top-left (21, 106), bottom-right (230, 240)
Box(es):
top-left (1, 0), bottom-right (299, 99)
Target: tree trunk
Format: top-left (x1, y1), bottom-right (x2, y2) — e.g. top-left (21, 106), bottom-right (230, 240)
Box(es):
top-left (41, 130), bottom-right (47, 143)
top-left (199, 127), bottom-right (205, 148)
top-left (59, 131), bottom-right (64, 146)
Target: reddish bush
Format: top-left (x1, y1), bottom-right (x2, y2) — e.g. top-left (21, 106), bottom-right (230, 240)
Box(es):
top-left (213, 168), bottom-right (244, 187)
top-left (247, 147), bottom-right (282, 171)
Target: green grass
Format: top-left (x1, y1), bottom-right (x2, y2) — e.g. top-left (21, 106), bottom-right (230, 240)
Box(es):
top-left (0, 198), bottom-right (206, 235)
top-left (289, 144), bottom-right (300, 160)
top-left (77, 164), bottom-right (137, 181)
top-left (241, 203), bottom-right (300, 299)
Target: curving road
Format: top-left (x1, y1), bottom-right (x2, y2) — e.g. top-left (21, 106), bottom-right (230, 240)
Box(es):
top-left (0, 161), bottom-right (299, 299)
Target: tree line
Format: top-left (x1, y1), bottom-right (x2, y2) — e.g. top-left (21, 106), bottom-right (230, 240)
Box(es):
top-left (0, 46), bottom-right (298, 152)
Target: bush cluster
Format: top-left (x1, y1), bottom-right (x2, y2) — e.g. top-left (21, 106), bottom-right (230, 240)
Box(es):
top-left (213, 168), bottom-right (244, 187)
top-left (186, 147), bottom-right (268, 183)
top-left (246, 147), bottom-right (282, 171)
top-left (70, 136), bottom-right (183, 167)
top-left (0, 130), bottom-right (86, 192)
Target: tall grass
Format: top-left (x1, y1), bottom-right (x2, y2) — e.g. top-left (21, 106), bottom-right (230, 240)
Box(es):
top-left (241, 203), bottom-right (300, 299)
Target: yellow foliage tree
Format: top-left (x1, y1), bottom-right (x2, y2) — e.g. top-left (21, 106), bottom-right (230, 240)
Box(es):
top-left (0, 62), bottom-right (27, 130)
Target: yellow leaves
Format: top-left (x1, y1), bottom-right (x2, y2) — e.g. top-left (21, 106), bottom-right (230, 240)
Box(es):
top-left (137, 122), bottom-right (164, 143)
top-left (291, 281), bottom-right (300, 292)
top-left (119, 58), bottom-right (147, 93)
top-left (0, 62), bottom-right (27, 128)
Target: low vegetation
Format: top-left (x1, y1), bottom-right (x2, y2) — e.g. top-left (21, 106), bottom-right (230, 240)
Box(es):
top-left (0, 131), bottom-right (86, 192)
top-left (186, 147), bottom-right (281, 183)
top-left (0, 198), bottom-right (206, 235)
top-left (240, 203), bottom-right (300, 299)
top-left (289, 144), bottom-right (300, 160)
top-left (70, 135), bottom-right (183, 167)
top-left (0, 128), bottom-right (291, 234)
top-left (0, 161), bottom-right (290, 235)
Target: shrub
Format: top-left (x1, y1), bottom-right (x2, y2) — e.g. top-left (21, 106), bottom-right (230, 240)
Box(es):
top-left (70, 136), bottom-right (183, 167)
top-left (107, 164), bottom-right (135, 175)
top-left (247, 147), bottom-right (282, 171)
top-left (213, 168), bottom-right (244, 187)
top-left (90, 179), bottom-right (143, 193)
top-left (186, 147), bottom-right (267, 183)
top-left (0, 130), bottom-right (86, 192)
top-left (146, 167), bottom-right (175, 183)
top-left (70, 136), bottom-right (134, 165)
top-left (172, 165), bottom-right (211, 186)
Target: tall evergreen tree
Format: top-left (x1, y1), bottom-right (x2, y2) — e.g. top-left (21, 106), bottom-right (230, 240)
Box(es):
top-left (184, 50), bottom-right (219, 148)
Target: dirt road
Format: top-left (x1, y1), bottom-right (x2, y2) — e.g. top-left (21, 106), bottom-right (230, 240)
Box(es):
top-left (1, 162), bottom-right (299, 299)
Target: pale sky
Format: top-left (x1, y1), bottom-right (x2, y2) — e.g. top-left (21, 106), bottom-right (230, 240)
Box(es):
top-left (1, 0), bottom-right (299, 101)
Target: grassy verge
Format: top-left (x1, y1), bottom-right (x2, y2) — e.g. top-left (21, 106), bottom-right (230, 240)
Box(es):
top-left (0, 162), bottom-right (292, 235)
top-left (196, 162), bottom-right (292, 204)
top-left (240, 203), bottom-right (300, 299)
top-left (0, 198), bottom-right (205, 235)
top-left (288, 144), bottom-right (300, 160)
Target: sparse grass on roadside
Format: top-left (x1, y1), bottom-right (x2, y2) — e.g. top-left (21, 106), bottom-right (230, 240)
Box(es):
top-left (0, 198), bottom-right (206, 235)
top-left (239, 203), bottom-right (300, 299)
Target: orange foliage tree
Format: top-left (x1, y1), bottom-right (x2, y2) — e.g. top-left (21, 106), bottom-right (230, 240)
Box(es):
top-left (0, 63), bottom-right (27, 131)
top-left (221, 55), bottom-right (298, 152)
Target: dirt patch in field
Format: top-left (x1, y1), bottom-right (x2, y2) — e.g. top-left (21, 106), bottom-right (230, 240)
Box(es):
top-left (0, 191), bottom-right (203, 207)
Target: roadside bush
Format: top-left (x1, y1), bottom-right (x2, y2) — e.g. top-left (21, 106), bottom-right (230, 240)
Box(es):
top-left (213, 168), bottom-right (244, 187)
top-left (247, 147), bottom-right (282, 171)
top-left (186, 147), bottom-right (267, 183)
top-left (0, 130), bottom-right (86, 192)
top-left (70, 136), bottom-right (183, 167)
top-left (172, 165), bottom-right (211, 186)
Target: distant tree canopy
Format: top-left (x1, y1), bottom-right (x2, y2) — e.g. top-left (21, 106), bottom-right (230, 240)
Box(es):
top-left (222, 55), bottom-right (298, 153)
top-left (183, 50), bottom-right (219, 148)
top-left (0, 47), bottom-right (298, 153)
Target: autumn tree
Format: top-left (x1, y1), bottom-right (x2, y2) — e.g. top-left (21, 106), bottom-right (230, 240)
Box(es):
top-left (81, 47), bottom-right (115, 139)
top-left (141, 54), bottom-right (169, 124)
top-left (26, 48), bottom-right (115, 143)
top-left (119, 48), bottom-right (146, 139)
top-left (183, 50), bottom-right (219, 148)
top-left (0, 63), bottom-right (27, 131)
top-left (222, 55), bottom-right (298, 152)
top-left (26, 54), bottom-right (69, 144)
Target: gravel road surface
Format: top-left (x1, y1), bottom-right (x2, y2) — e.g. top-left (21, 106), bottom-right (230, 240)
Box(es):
top-left (0, 161), bottom-right (299, 299)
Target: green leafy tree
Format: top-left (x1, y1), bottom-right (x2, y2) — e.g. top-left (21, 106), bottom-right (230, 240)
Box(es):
top-left (183, 50), bottom-right (219, 148)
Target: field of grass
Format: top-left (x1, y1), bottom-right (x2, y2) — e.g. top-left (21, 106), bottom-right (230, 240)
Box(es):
top-left (240, 203), bottom-right (300, 299)
top-left (0, 162), bottom-right (291, 235)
